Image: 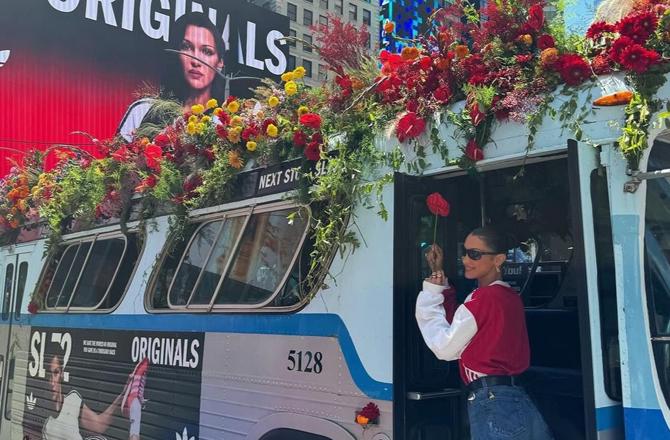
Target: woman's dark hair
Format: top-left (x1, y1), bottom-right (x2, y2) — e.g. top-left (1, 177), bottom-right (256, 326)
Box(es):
top-left (470, 226), bottom-right (518, 254)
top-left (161, 12), bottom-right (226, 102)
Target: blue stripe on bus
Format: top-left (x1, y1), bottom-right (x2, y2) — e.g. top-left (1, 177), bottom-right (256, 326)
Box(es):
top-left (623, 407), bottom-right (670, 439)
top-left (23, 313), bottom-right (394, 401)
top-left (595, 405), bottom-right (623, 431)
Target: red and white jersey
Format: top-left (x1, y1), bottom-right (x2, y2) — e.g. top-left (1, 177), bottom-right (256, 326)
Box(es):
top-left (415, 280), bottom-right (530, 384)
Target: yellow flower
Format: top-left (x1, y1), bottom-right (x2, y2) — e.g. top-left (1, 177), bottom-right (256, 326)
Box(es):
top-left (284, 81), bottom-right (298, 96)
top-left (206, 98), bottom-right (218, 109)
top-left (201, 115), bottom-right (211, 124)
top-left (191, 104), bottom-right (205, 115)
top-left (297, 105), bottom-right (309, 116)
top-left (293, 66), bottom-right (306, 79)
top-left (268, 95), bottom-right (280, 107)
top-left (231, 115), bottom-right (243, 126)
top-left (246, 141), bottom-right (257, 151)
top-left (213, 107), bottom-right (224, 117)
top-left (196, 123), bottom-right (205, 133)
top-left (140, 137), bottom-right (150, 146)
top-left (266, 123), bottom-right (278, 137)
top-left (281, 72), bottom-right (295, 82)
top-left (227, 100), bottom-right (240, 113)
top-left (228, 150), bottom-right (243, 169)
top-left (186, 122), bottom-right (197, 135)
top-left (517, 34), bottom-right (533, 46)
top-left (188, 115), bottom-right (198, 124)
top-left (227, 129), bottom-right (241, 143)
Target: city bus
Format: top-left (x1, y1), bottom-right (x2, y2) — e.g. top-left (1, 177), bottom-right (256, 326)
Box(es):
top-left (1, 75), bottom-right (670, 440)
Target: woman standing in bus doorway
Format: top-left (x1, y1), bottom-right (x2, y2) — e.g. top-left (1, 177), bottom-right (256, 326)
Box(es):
top-left (118, 11), bottom-right (226, 142)
top-left (415, 226), bottom-right (553, 440)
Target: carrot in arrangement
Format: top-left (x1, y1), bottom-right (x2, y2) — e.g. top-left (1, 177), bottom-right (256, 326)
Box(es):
top-left (593, 90), bottom-right (634, 106)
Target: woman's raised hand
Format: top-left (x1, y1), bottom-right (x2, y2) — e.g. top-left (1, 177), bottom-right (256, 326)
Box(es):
top-left (425, 244), bottom-right (444, 272)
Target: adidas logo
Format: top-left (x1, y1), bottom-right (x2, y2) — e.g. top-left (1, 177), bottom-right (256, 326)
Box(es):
top-left (26, 393), bottom-right (36, 411)
top-left (0, 50), bottom-right (10, 67)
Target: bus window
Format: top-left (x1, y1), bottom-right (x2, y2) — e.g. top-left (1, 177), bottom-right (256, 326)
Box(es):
top-left (37, 234), bottom-right (141, 311)
top-left (591, 168), bottom-right (621, 400)
top-left (215, 208), bottom-right (308, 306)
top-left (14, 262), bottom-right (28, 319)
top-left (1, 264), bottom-right (13, 321)
top-left (150, 204), bottom-right (310, 311)
top-left (4, 357), bottom-right (14, 420)
top-left (644, 135), bottom-right (670, 405)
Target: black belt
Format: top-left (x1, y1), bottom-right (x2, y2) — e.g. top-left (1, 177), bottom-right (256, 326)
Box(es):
top-left (467, 375), bottom-right (520, 391)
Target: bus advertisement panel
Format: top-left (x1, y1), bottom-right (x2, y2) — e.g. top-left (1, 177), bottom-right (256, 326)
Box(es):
top-left (23, 327), bottom-right (204, 440)
top-left (0, 0), bottom-right (289, 176)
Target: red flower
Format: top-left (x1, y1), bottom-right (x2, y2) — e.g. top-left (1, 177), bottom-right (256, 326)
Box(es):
top-left (527, 4), bottom-right (544, 32)
top-left (516, 54), bottom-right (533, 64)
top-left (27, 301), bottom-right (38, 314)
top-left (311, 132), bottom-right (323, 144)
top-left (395, 112), bottom-right (426, 142)
top-left (556, 54), bottom-right (592, 86)
top-left (537, 34), bottom-right (555, 50)
top-left (358, 402), bottom-right (380, 421)
top-left (591, 54), bottom-right (613, 74)
top-left (215, 123), bottom-right (228, 139)
top-left (617, 11), bottom-right (658, 43)
top-left (336, 75), bottom-right (353, 90)
top-left (433, 85), bottom-right (452, 103)
top-left (225, 95), bottom-right (237, 105)
top-left (299, 113), bottom-right (322, 130)
top-left (619, 44), bottom-right (660, 73)
top-left (241, 124), bottom-right (260, 141)
top-left (426, 192), bottom-right (451, 217)
top-left (418, 56), bottom-right (433, 70)
top-left (216, 110), bottom-right (231, 126)
top-left (143, 144), bottom-right (162, 172)
top-left (586, 21), bottom-right (616, 39)
top-left (465, 139), bottom-right (484, 162)
top-left (182, 173), bottom-right (203, 194)
top-left (135, 174), bottom-right (158, 192)
top-left (468, 100), bottom-right (486, 126)
top-left (111, 146), bottom-right (132, 162)
top-left (305, 141), bottom-right (322, 161)
top-left (610, 36), bottom-right (635, 64)
top-left (293, 130), bottom-right (308, 147)
top-left (153, 133), bottom-right (170, 147)
top-left (262, 118), bottom-right (277, 132)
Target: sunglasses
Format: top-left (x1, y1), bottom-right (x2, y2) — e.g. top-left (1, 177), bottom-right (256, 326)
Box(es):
top-left (462, 247), bottom-right (500, 260)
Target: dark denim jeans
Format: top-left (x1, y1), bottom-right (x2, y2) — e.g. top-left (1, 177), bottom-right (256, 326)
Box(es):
top-left (467, 385), bottom-right (553, 440)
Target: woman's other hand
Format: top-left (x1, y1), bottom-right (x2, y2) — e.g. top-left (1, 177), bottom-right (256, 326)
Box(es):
top-left (425, 244), bottom-right (444, 272)
top-left (425, 270), bottom-right (446, 285)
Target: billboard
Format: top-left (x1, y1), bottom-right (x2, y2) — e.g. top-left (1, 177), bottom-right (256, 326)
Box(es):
top-left (0, 0), bottom-right (289, 176)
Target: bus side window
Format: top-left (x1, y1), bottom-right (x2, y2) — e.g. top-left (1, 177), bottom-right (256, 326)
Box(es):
top-left (2, 264), bottom-right (14, 321)
top-left (14, 262), bottom-right (28, 319)
top-left (4, 357), bottom-right (14, 420)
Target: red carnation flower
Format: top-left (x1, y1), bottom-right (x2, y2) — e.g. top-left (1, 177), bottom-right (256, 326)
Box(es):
top-left (336, 75), bottom-right (353, 90)
top-left (537, 34), bottom-right (555, 50)
top-left (619, 44), bottom-right (660, 73)
top-left (216, 110), bottom-right (231, 126)
top-left (241, 125), bottom-right (260, 141)
top-left (465, 139), bottom-right (484, 162)
top-left (395, 112), bottom-right (426, 143)
top-left (293, 130), bottom-right (308, 147)
top-left (299, 113), bottom-right (322, 130)
top-left (418, 56), bottom-right (432, 70)
top-left (426, 192), bottom-right (451, 217)
top-left (215, 123), bottom-right (228, 139)
top-left (556, 54), bottom-right (592, 86)
top-left (311, 132), bottom-right (323, 144)
top-left (610, 36), bottom-right (635, 64)
top-left (586, 21), bottom-right (616, 39)
top-left (305, 141), bottom-right (322, 161)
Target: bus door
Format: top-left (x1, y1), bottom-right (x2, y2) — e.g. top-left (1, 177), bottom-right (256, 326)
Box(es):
top-left (0, 245), bottom-right (34, 426)
top-left (394, 172), bottom-right (477, 440)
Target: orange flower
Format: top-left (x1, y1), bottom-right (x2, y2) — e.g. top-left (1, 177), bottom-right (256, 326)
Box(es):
top-left (435, 57), bottom-right (451, 71)
top-left (540, 48), bottom-right (559, 66)
top-left (351, 78), bottom-right (364, 90)
top-left (454, 44), bottom-right (469, 59)
top-left (383, 20), bottom-right (395, 34)
top-left (9, 219), bottom-right (19, 229)
top-left (227, 150), bottom-right (243, 169)
top-left (355, 415), bottom-right (370, 425)
top-left (517, 34), bottom-right (533, 46)
top-left (401, 46), bottom-right (420, 61)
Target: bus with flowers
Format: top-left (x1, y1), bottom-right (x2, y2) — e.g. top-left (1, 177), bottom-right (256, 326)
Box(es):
top-left (5, 0), bottom-right (670, 439)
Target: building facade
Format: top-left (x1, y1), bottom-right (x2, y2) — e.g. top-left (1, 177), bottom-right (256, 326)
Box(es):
top-left (249, 0), bottom-right (380, 87)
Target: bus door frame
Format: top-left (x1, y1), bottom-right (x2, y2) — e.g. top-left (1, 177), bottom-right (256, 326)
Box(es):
top-left (0, 244), bottom-right (34, 425)
top-left (568, 139), bottom-right (624, 439)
